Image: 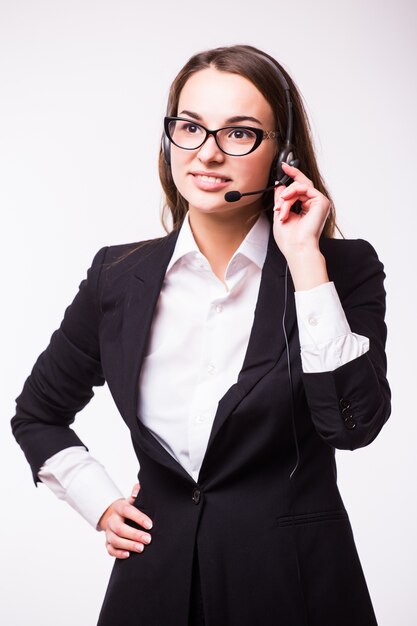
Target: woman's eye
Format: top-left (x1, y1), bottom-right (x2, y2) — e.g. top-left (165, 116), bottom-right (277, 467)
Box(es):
top-left (179, 122), bottom-right (201, 134)
top-left (229, 128), bottom-right (255, 141)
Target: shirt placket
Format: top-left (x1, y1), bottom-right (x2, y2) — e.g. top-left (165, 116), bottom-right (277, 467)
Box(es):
top-left (187, 267), bottom-right (230, 479)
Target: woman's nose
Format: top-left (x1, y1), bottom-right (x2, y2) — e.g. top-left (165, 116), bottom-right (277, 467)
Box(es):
top-left (197, 135), bottom-right (225, 163)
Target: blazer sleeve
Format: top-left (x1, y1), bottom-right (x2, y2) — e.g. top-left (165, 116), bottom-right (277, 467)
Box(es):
top-left (11, 247), bottom-right (108, 483)
top-left (301, 239), bottom-right (391, 450)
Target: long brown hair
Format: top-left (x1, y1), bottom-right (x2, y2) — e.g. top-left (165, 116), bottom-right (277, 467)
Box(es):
top-left (159, 44), bottom-right (336, 237)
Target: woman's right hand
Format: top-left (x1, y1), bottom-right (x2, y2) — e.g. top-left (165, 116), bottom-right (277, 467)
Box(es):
top-left (98, 483), bottom-right (153, 559)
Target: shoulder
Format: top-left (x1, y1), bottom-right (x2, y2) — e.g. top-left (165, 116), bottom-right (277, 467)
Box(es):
top-left (84, 231), bottom-right (179, 302)
top-left (89, 231), bottom-right (178, 274)
top-left (101, 232), bottom-right (177, 264)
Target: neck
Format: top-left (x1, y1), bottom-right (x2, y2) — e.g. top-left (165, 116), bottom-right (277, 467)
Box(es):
top-left (187, 205), bottom-right (261, 281)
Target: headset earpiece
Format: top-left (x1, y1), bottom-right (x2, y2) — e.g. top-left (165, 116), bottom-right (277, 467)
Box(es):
top-left (162, 132), bottom-right (171, 165)
top-left (275, 144), bottom-right (298, 185)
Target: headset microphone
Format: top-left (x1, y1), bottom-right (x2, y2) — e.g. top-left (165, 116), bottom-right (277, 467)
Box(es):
top-left (225, 184), bottom-right (277, 203)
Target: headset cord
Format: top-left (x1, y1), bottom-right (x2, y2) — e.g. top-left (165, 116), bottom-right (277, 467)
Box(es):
top-left (282, 263), bottom-right (300, 480)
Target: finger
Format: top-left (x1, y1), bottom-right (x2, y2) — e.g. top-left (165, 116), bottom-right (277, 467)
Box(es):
top-left (108, 516), bottom-right (152, 544)
top-left (279, 201), bottom-right (309, 222)
top-left (105, 540), bottom-right (132, 559)
top-left (128, 482), bottom-right (140, 504)
top-left (273, 185), bottom-right (286, 211)
top-left (281, 161), bottom-right (313, 186)
top-left (277, 195), bottom-right (311, 222)
top-left (114, 499), bottom-right (153, 530)
top-left (275, 182), bottom-right (316, 218)
top-left (279, 183), bottom-right (329, 222)
top-left (106, 528), bottom-right (150, 553)
top-left (280, 183), bottom-right (315, 201)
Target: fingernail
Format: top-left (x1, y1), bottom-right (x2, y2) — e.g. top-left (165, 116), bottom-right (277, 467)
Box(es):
top-left (136, 544), bottom-right (144, 553)
top-left (144, 520), bottom-right (153, 530)
top-left (142, 534), bottom-right (152, 544)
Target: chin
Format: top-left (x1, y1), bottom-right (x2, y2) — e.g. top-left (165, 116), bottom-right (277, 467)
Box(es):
top-left (189, 202), bottom-right (235, 216)
top-left (184, 191), bottom-right (230, 214)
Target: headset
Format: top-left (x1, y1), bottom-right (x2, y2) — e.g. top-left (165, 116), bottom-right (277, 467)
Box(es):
top-left (162, 51), bottom-right (299, 188)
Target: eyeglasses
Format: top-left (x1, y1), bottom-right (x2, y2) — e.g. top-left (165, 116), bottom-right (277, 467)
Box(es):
top-left (164, 116), bottom-right (280, 157)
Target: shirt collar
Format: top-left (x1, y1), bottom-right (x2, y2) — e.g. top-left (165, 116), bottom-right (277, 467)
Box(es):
top-left (166, 211), bottom-right (270, 274)
top-left (236, 211), bottom-right (270, 270)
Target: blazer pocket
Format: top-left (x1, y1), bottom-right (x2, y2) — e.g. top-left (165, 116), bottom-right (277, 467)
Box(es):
top-left (277, 509), bottom-right (348, 528)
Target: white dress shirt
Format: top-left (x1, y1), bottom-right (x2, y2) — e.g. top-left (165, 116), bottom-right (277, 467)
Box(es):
top-left (38, 214), bottom-right (369, 528)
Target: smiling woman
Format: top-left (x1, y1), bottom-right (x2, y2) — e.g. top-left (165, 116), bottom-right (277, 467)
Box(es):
top-left (11, 44), bottom-right (390, 626)
top-left (167, 68), bottom-right (277, 228)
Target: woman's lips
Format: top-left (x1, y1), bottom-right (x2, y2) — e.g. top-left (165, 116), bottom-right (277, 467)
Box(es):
top-left (190, 173), bottom-right (231, 192)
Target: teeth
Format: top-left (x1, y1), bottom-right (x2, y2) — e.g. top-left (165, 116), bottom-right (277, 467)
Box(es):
top-left (197, 175), bottom-right (226, 183)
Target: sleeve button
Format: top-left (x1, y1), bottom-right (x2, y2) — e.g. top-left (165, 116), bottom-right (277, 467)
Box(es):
top-left (344, 416), bottom-right (357, 430)
top-left (339, 398), bottom-right (351, 410)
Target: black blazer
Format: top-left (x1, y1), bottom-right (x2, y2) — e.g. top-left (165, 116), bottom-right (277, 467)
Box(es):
top-left (12, 230), bottom-right (390, 626)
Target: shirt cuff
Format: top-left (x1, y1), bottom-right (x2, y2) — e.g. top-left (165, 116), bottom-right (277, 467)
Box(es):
top-left (294, 281), bottom-right (369, 373)
top-left (38, 446), bottom-right (124, 530)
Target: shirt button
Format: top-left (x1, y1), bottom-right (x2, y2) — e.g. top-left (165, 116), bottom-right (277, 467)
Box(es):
top-left (207, 364), bottom-right (216, 375)
top-left (192, 488), bottom-right (201, 505)
top-left (215, 304), bottom-right (223, 313)
top-left (308, 315), bottom-right (319, 326)
top-left (195, 414), bottom-right (206, 424)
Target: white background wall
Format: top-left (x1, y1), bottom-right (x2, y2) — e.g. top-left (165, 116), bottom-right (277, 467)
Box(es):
top-left (1, 0), bottom-right (416, 624)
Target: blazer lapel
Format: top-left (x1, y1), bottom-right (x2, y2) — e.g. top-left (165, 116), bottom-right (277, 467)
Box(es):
top-left (204, 231), bottom-right (297, 453)
top-left (120, 233), bottom-right (179, 431)
top-left (119, 231), bottom-right (198, 481)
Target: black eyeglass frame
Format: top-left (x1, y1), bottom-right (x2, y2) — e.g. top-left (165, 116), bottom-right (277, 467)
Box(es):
top-left (164, 116), bottom-right (280, 157)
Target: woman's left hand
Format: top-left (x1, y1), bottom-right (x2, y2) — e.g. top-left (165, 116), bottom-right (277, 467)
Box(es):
top-left (273, 161), bottom-right (331, 257)
top-left (273, 162), bottom-right (331, 291)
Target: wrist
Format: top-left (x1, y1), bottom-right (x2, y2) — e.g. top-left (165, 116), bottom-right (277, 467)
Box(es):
top-left (97, 497), bottom-right (124, 531)
top-left (285, 247), bottom-right (329, 291)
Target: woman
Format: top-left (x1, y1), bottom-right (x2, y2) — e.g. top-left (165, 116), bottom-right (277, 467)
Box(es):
top-left (12, 45), bottom-right (390, 625)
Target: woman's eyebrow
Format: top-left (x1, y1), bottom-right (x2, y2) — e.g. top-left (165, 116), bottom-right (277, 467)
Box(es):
top-left (178, 110), bottom-right (263, 125)
top-left (178, 109), bottom-right (202, 120)
top-left (226, 115), bottom-right (262, 125)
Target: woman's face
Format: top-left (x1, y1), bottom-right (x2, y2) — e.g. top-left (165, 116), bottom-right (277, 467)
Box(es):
top-left (170, 67), bottom-right (277, 220)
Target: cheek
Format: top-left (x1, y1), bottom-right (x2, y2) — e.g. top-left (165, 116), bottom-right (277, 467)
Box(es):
top-left (241, 153), bottom-right (274, 186)
top-left (169, 150), bottom-right (189, 191)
